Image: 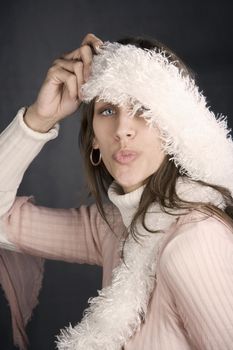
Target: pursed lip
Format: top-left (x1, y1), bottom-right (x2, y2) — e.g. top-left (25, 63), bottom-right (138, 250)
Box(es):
top-left (112, 149), bottom-right (139, 165)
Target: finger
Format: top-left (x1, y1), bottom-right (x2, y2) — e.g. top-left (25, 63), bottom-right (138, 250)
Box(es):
top-left (47, 66), bottom-right (78, 100)
top-left (50, 59), bottom-right (86, 99)
top-left (62, 33), bottom-right (103, 60)
top-left (60, 49), bottom-right (82, 61)
top-left (78, 45), bottom-right (93, 81)
top-left (81, 33), bottom-right (104, 53)
top-left (51, 58), bottom-right (78, 73)
top-left (73, 61), bottom-right (85, 100)
top-left (51, 59), bottom-right (86, 97)
top-left (58, 45), bottom-right (94, 82)
top-left (61, 33), bottom-right (103, 59)
top-left (51, 58), bottom-right (88, 83)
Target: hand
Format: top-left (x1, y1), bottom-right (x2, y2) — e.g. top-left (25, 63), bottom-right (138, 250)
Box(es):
top-left (25, 33), bottom-right (103, 129)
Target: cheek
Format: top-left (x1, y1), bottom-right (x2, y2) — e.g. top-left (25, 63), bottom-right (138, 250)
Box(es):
top-left (144, 129), bottom-right (165, 166)
top-left (145, 126), bottom-right (164, 151)
top-left (92, 117), bottom-right (112, 147)
top-left (92, 123), bottom-right (103, 149)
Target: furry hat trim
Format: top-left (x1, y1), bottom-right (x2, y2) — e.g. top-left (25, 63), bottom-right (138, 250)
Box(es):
top-left (81, 42), bottom-right (233, 197)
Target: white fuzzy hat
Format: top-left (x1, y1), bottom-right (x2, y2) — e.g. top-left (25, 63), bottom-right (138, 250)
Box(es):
top-left (81, 41), bottom-right (233, 197)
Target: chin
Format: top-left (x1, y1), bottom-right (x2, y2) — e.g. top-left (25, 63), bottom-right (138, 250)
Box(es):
top-left (115, 176), bottom-right (144, 193)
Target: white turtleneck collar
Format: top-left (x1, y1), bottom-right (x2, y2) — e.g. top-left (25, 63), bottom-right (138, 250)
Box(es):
top-left (107, 176), bottom-right (226, 231)
top-left (107, 180), bottom-right (145, 210)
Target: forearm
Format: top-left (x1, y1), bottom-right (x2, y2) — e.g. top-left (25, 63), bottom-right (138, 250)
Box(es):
top-left (0, 108), bottom-right (59, 206)
top-left (0, 108), bottom-right (59, 250)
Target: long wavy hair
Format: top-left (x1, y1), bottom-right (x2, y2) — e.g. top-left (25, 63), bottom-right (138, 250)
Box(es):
top-left (78, 35), bottom-right (233, 244)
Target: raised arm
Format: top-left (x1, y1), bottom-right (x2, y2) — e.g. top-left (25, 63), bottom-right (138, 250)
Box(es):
top-left (0, 33), bottom-right (108, 263)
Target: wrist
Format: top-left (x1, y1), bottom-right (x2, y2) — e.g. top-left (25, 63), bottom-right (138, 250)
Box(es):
top-left (23, 105), bottom-right (58, 133)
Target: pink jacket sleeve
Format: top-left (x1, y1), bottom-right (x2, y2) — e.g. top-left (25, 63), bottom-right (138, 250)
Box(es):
top-left (1, 195), bottom-right (108, 266)
top-left (159, 213), bottom-right (233, 350)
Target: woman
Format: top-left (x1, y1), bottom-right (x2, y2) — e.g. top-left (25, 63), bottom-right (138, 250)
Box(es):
top-left (0, 33), bottom-right (233, 350)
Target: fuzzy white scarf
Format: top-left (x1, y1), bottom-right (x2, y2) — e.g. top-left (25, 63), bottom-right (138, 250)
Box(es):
top-left (56, 177), bottom-right (225, 350)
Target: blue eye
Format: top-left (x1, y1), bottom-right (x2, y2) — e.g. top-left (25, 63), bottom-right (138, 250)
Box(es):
top-left (101, 108), bottom-right (116, 116)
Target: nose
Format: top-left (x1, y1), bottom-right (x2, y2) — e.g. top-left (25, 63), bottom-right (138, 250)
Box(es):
top-left (114, 113), bottom-right (136, 141)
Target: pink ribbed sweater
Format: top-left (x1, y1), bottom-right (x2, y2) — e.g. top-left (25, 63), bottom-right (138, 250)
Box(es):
top-left (1, 108), bottom-right (233, 349)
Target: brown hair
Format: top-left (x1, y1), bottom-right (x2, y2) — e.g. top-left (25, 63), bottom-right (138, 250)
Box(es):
top-left (78, 35), bottom-right (233, 244)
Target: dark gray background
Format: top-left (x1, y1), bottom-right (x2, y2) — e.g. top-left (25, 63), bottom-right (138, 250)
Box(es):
top-left (0, 0), bottom-right (232, 349)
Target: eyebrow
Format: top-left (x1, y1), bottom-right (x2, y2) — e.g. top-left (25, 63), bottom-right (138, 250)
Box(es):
top-left (94, 102), bottom-right (117, 110)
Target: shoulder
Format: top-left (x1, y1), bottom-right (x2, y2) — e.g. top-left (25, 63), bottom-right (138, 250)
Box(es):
top-left (159, 210), bottom-right (233, 277)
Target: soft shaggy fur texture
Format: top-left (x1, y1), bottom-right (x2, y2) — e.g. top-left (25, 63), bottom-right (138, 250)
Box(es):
top-left (81, 42), bottom-right (233, 197)
top-left (56, 178), bottom-right (225, 350)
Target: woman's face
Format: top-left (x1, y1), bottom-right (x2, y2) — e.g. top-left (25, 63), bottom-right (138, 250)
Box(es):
top-left (92, 99), bottom-right (165, 193)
